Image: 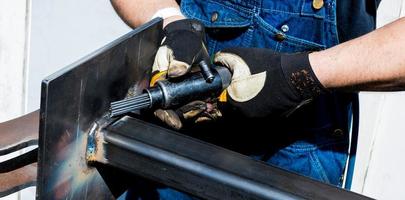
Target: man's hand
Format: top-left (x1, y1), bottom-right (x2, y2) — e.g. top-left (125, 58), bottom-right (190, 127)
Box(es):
top-left (151, 70), bottom-right (223, 129)
top-left (214, 48), bottom-right (327, 118)
top-left (153, 19), bottom-right (208, 77)
top-left (152, 19), bottom-right (222, 129)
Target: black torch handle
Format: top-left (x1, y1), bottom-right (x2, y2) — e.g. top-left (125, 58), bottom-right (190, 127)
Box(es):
top-left (147, 66), bottom-right (231, 109)
top-left (199, 60), bottom-right (215, 83)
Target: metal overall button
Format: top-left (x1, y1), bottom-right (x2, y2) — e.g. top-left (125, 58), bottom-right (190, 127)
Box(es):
top-left (281, 25), bottom-right (289, 33)
top-left (211, 12), bottom-right (219, 22)
top-left (275, 32), bottom-right (286, 41)
top-left (312, 0), bottom-right (324, 10)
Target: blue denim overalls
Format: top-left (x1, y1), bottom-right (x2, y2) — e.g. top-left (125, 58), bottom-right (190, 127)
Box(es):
top-left (126, 1), bottom-right (353, 199)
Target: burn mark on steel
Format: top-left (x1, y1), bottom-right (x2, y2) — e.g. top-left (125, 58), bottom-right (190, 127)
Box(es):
top-left (85, 123), bottom-right (100, 163)
top-left (51, 114), bottom-right (115, 198)
top-left (86, 114), bottom-right (115, 164)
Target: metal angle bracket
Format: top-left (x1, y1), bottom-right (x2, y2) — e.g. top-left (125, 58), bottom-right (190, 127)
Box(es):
top-left (87, 116), bottom-right (372, 200)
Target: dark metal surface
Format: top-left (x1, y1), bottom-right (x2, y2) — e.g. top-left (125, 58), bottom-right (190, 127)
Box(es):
top-left (0, 148), bottom-right (37, 173)
top-left (89, 116), bottom-right (371, 200)
top-left (38, 19), bottom-right (163, 199)
top-left (0, 110), bottom-right (39, 155)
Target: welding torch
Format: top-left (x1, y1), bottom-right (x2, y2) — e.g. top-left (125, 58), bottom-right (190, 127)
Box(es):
top-left (109, 60), bottom-right (232, 117)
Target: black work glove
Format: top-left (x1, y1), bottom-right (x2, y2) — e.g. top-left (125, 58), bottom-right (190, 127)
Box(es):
top-left (214, 48), bottom-right (326, 118)
top-left (151, 19), bottom-right (221, 129)
top-left (152, 19), bottom-right (208, 77)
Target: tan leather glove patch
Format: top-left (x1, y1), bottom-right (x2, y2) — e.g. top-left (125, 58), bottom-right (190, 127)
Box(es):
top-left (214, 52), bottom-right (266, 102)
top-left (152, 45), bottom-right (190, 77)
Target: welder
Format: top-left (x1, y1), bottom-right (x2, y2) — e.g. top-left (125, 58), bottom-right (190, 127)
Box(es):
top-left (110, 0), bottom-right (405, 199)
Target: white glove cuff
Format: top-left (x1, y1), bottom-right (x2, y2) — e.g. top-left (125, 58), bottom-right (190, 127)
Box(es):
top-left (151, 7), bottom-right (184, 20)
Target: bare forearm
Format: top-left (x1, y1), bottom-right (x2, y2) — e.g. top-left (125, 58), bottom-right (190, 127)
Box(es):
top-left (110, 0), bottom-right (185, 28)
top-left (310, 17), bottom-right (405, 91)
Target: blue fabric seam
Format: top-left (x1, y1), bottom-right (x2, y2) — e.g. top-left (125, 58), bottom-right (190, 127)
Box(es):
top-left (284, 140), bottom-right (348, 152)
top-left (309, 151), bottom-right (331, 183)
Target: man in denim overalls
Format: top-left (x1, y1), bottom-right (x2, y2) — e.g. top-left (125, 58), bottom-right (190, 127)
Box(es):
top-left (111, 0), bottom-right (382, 199)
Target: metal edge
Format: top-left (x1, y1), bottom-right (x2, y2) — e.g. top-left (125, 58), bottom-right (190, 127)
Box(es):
top-left (41, 18), bottom-right (163, 84)
top-left (0, 140), bottom-right (37, 156)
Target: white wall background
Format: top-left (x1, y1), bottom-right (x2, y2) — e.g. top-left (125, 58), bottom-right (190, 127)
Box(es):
top-left (0, 0), bottom-right (30, 199)
top-left (351, 1), bottom-right (405, 199)
top-left (0, 0), bottom-right (405, 199)
top-left (0, 0), bottom-right (29, 122)
top-left (27, 0), bottom-right (131, 112)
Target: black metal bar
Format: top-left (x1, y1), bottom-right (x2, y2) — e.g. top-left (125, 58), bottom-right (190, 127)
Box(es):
top-left (0, 148), bottom-right (37, 173)
top-left (89, 116), bottom-right (371, 200)
top-left (0, 149), bottom-right (37, 198)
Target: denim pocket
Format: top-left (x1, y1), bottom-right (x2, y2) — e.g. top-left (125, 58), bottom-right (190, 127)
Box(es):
top-left (181, 0), bottom-right (251, 28)
top-left (256, 15), bottom-right (327, 52)
top-left (181, 0), bottom-right (253, 54)
top-left (257, 0), bottom-right (337, 51)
